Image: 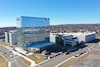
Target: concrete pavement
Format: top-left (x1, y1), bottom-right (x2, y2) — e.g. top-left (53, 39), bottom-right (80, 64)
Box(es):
top-left (5, 46), bottom-right (36, 66)
top-left (11, 56), bottom-right (28, 67)
top-left (0, 45), bottom-right (13, 58)
top-left (0, 52), bottom-right (9, 62)
top-left (0, 45), bottom-right (28, 67)
top-left (0, 39), bottom-right (28, 67)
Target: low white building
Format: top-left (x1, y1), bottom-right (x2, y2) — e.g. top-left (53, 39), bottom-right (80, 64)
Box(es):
top-left (63, 36), bottom-right (79, 47)
top-left (64, 32), bottom-right (95, 43)
top-left (50, 33), bottom-right (79, 47)
top-left (5, 30), bottom-right (17, 45)
top-left (73, 32), bottom-right (95, 43)
top-left (50, 32), bottom-right (95, 47)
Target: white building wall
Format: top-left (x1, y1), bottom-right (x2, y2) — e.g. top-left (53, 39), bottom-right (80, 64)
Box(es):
top-left (5, 32), bottom-right (9, 43)
top-left (50, 35), bottom-right (56, 42)
top-left (63, 38), bottom-right (79, 47)
top-left (73, 33), bottom-right (95, 43)
top-left (73, 35), bottom-right (85, 42)
top-left (9, 33), bottom-right (17, 45)
top-left (50, 32), bottom-right (95, 44)
top-left (9, 33), bottom-right (12, 45)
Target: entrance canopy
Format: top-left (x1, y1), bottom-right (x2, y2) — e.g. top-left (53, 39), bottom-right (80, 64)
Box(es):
top-left (25, 41), bottom-right (56, 48)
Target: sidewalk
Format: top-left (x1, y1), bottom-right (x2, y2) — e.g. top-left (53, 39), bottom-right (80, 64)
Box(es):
top-left (0, 52), bottom-right (9, 62)
top-left (0, 44), bottom-right (36, 66)
top-left (0, 52), bottom-right (11, 67)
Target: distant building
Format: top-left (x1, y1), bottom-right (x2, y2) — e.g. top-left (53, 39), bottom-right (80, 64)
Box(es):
top-left (5, 30), bottom-right (17, 45)
top-left (16, 16), bottom-right (55, 51)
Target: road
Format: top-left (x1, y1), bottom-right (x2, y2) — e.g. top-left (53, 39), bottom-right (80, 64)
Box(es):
top-left (0, 39), bottom-right (28, 67)
top-left (37, 42), bottom-right (98, 67)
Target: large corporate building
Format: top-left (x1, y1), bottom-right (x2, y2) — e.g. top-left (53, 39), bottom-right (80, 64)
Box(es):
top-left (16, 16), bottom-right (55, 51)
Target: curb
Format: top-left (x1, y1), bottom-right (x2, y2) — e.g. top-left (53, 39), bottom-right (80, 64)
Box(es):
top-left (38, 59), bottom-right (49, 65)
top-left (88, 43), bottom-right (98, 51)
top-left (8, 61), bottom-right (11, 67)
top-left (35, 59), bottom-right (49, 67)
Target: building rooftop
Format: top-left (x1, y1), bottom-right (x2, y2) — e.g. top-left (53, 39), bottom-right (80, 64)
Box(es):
top-left (50, 32), bottom-right (95, 36)
top-left (9, 30), bottom-right (17, 33)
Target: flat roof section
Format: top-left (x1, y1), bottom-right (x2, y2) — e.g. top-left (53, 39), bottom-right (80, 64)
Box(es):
top-left (50, 32), bottom-right (95, 36)
top-left (25, 42), bottom-right (56, 48)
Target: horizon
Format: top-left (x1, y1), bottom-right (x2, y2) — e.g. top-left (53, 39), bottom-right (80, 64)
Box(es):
top-left (0, 23), bottom-right (100, 28)
top-left (0, 0), bottom-right (100, 27)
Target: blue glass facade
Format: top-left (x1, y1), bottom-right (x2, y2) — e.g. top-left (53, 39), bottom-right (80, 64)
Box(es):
top-left (17, 16), bottom-right (50, 48)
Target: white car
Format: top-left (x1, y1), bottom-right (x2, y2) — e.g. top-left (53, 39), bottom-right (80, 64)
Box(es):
top-left (79, 48), bottom-right (82, 50)
top-left (75, 54), bottom-right (80, 57)
top-left (10, 55), bottom-right (13, 58)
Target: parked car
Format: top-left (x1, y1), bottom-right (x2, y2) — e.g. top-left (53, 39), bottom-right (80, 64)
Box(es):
top-left (10, 55), bottom-right (13, 58)
top-left (55, 53), bottom-right (58, 56)
top-left (50, 56), bottom-right (52, 58)
top-left (80, 52), bottom-right (84, 55)
top-left (75, 54), bottom-right (80, 57)
top-left (4, 52), bottom-right (6, 54)
top-left (67, 51), bottom-right (70, 54)
top-left (84, 51), bottom-right (86, 53)
top-left (57, 53), bottom-right (60, 55)
top-left (54, 54), bottom-right (57, 57)
top-left (51, 55), bottom-right (54, 57)
top-left (10, 51), bottom-right (12, 53)
top-left (79, 48), bottom-right (82, 50)
top-left (64, 52), bottom-right (68, 55)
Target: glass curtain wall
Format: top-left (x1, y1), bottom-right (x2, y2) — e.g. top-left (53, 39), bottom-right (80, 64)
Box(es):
top-left (17, 16), bottom-right (50, 48)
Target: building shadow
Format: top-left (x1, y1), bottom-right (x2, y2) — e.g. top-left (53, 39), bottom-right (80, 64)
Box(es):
top-left (37, 38), bottom-right (100, 54)
top-left (87, 39), bottom-right (100, 43)
top-left (40, 45), bottom-right (65, 53)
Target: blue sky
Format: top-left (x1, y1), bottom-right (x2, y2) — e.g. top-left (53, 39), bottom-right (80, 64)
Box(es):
top-left (0, 0), bottom-right (100, 27)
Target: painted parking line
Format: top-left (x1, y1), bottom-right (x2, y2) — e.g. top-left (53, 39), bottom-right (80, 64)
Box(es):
top-left (88, 51), bottom-right (100, 56)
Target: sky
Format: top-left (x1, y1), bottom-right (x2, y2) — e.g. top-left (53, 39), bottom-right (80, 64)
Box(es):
top-left (0, 0), bottom-right (100, 27)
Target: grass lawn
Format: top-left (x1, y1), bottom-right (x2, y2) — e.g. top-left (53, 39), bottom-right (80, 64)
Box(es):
top-left (0, 56), bottom-right (8, 67)
top-left (0, 42), bottom-right (10, 46)
top-left (18, 56), bottom-right (31, 66)
top-left (59, 53), bottom-right (90, 67)
top-left (27, 54), bottom-right (45, 64)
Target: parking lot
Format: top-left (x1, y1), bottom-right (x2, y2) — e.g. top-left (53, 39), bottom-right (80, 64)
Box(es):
top-left (69, 44), bottom-right (100, 67)
top-left (38, 43), bottom-right (87, 60)
top-left (91, 44), bottom-right (100, 55)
